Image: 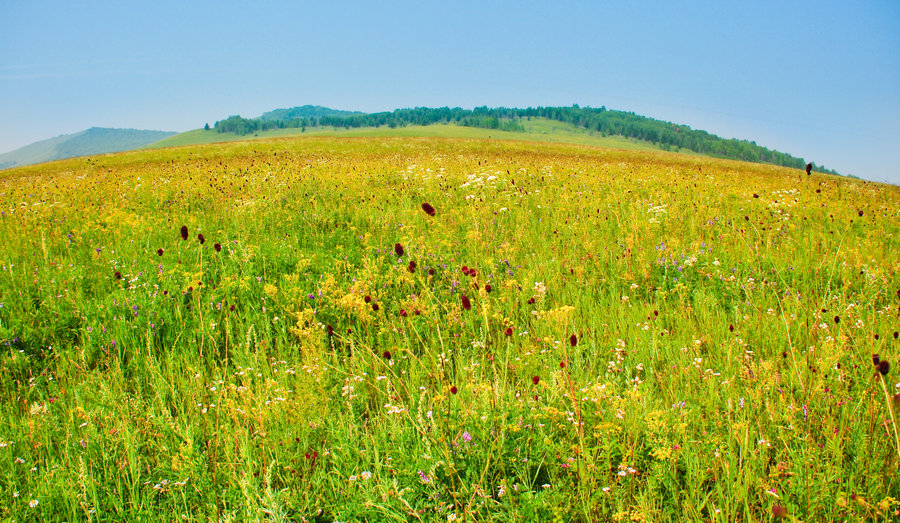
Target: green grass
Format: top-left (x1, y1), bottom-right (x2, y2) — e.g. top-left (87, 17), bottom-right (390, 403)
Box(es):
top-left (1, 136), bottom-right (899, 521)
top-left (148, 118), bottom-right (674, 154)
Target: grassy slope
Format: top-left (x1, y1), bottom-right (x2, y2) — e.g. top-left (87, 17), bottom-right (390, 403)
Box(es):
top-left (0, 128), bottom-right (176, 169)
top-left (147, 118), bottom-right (678, 154)
top-left (1, 137), bottom-right (898, 520)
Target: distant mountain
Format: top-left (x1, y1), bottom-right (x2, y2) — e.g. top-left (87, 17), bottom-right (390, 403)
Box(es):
top-left (0, 127), bottom-right (176, 170)
top-left (259, 105), bottom-right (364, 121)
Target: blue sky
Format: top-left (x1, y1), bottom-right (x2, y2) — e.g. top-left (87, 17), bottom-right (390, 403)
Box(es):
top-left (2, 1), bottom-right (898, 183)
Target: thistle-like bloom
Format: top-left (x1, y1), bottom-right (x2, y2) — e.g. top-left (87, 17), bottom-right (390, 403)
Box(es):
top-left (450, 385), bottom-right (458, 394)
top-left (214, 243), bottom-right (222, 252)
top-left (421, 202), bottom-right (436, 216)
top-left (114, 271), bottom-right (122, 280)
top-left (569, 334), bottom-right (578, 347)
top-left (505, 327), bottom-right (513, 336)
top-left (878, 360), bottom-right (890, 376)
top-left (532, 376), bottom-right (540, 385)
top-left (198, 233), bottom-right (205, 244)
top-left (157, 248), bottom-right (164, 256)
top-left (394, 243), bottom-right (404, 257)
top-left (382, 351), bottom-right (391, 360)
top-left (180, 225), bottom-right (188, 240)
top-left (461, 295), bottom-right (471, 310)
top-left (407, 260), bottom-right (416, 273)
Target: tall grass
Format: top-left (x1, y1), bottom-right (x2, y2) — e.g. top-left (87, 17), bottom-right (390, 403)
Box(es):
top-left (1, 136), bottom-right (898, 521)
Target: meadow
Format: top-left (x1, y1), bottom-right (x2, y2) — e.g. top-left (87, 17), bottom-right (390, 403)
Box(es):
top-left (0, 136), bottom-right (898, 521)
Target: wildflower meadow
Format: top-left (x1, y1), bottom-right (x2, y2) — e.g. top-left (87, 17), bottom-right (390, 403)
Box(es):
top-left (0, 136), bottom-right (898, 521)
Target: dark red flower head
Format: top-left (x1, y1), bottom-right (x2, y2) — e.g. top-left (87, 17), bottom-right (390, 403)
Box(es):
top-left (858, 210), bottom-right (864, 217)
top-left (394, 243), bottom-right (404, 257)
top-left (873, 354), bottom-right (881, 366)
top-left (460, 295), bottom-right (471, 310)
top-left (569, 334), bottom-right (578, 347)
top-left (157, 248), bottom-right (164, 256)
top-left (198, 233), bottom-right (205, 244)
top-left (772, 505), bottom-right (788, 519)
top-left (372, 303), bottom-right (380, 312)
top-left (806, 163), bottom-right (812, 175)
top-left (214, 243), bottom-right (222, 252)
top-left (382, 351), bottom-right (392, 360)
top-left (532, 376), bottom-right (540, 385)
top-left (421, 202), bottom-right (436, 216)
top-left (114, 271), bottom-right (122, 280)
top-left (407, 260), bottom-right (416, 273)
top-left (450, 385), bottom-right (458, 394)
top-left (485, 284), bottom-right (492, 293)
top-left (180, 225), bottom-right (188, 240)
top-left (505, 327), bottom-right (513, 336)
top-left (528, 297), bottom-right (536, 304)
top-left (878, 360), bottom-right (890, 376)
top-left (364, 295), bottom-right (372, 303)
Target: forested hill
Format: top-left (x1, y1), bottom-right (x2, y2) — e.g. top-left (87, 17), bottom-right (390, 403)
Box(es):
top-left (213, 105), bottom-right (839, 175)
top-left (258, 105), bottom-right (363, 121)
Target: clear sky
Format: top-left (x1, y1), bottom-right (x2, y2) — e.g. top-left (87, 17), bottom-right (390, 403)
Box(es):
top-left (2, 1), bottom-right (898, 183)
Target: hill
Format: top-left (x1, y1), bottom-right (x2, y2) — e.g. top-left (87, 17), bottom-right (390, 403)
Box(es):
top-left (0, 127), bottom-right (176, 169)
top-left (161, 105), bottom-right (842, 176)
top-left (147, 118), bottom-right (674, 153)
top-left (258, 104), bottom-right (364, 121)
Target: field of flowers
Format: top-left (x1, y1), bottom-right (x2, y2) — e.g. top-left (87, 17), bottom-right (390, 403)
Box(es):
top-left (0, 136), bottom-right (898, 521)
